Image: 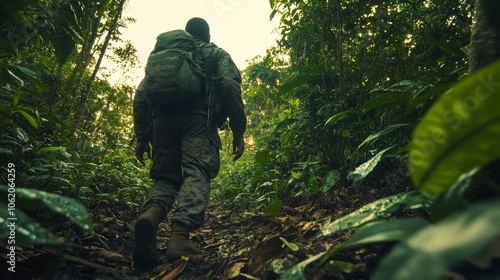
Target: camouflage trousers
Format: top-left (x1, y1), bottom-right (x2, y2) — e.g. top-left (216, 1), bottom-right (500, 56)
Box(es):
top-left (143, 112), bottom-right (220, 230)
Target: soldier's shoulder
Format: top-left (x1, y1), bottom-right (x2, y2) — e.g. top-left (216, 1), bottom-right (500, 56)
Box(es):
top-left (205, 42), bottom-right (230, 55)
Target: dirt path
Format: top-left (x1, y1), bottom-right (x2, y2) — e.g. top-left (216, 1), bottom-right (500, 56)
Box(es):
top-left (1, 186), bottom-right (390, 280)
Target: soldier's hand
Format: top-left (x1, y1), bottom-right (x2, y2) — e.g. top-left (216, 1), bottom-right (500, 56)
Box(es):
top-left (232, 137), bottom-right (245, 161)
top-left (135, 140), bottom-right (151, 165)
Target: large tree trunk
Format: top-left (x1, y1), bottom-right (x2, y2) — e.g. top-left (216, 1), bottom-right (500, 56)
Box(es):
top-left (468, 0), bottom-right (500, 74)
top-left (467, 0), bottom-right (500, 199)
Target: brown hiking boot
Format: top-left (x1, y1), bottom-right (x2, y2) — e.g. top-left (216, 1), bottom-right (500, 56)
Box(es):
top-left (165, 222), bottom-right (201, 260)
top-left (133, 203), bottom-right (164, 270)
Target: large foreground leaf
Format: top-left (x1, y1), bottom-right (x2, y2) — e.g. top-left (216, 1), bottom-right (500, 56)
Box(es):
top-left (430, 167), bottom-right (479, 222)
top-left (372, 199), bottom-right (500, 280)
top-left (316, 190), bottom-right (432, 238)
top-left (0, 202), bottom-right (63, 245)
top-left (280, 218), bottom-right (430, 280)
top-left (320, 218), bottom-right (430, 263)
top-left (0, 185), bottom-right (94, 245)
top-left (409, 60), bottom-right (500, 194)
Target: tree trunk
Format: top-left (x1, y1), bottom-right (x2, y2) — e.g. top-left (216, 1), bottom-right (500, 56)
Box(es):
top-left (85, 0), bottom-right (127, 95)
top-left (467, 0), bottom-right (500, 198)
top-left (468, 0), bottom-right (500, 74)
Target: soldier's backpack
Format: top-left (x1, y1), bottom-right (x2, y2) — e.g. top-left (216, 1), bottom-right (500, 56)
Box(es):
top-left (141, 30), bottom-right (205, 104)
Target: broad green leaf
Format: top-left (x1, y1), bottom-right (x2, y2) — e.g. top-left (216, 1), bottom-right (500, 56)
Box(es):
top-left (278, 252), bottom-right (324, 280)
top-left (278, 74), bottom-right (314, 97)
top-left (343, 218), bottom-right (430, 247)
top-left (357, 124), bottom-right (411, 149)
top-left (360, 92), bottom-right (411, 116)
top-left (409, 60), bottom-right (500, 194)
top-left (0, 202), bottom-right (64, 245)
top-left (348, 146), bottom-right (394, 189)
top-left (320, 218), bottom-right (430, 264)
top-left (277, 64), bottom-right (325, 96)
top-left (0, 186), bottom-right (94, 234)
top-left (432, 40), bottom-right (466, 58)
top-left (17, 109), bottom-right (38, 129)
top-left (269, 0), bottom-right (276, 9)
top-left (279, 218), bottom-right (430, 280)
top-left (430, 167), bottom-right (479, 222)
top-left (12, 65), bottom-right (50, 92)
top-left (264, 196), bottom-right (282, 216)
top-left (373, 199), bottom-right (500, 280)
top-left (316, 191), bottom-right (432, 238)
top-left (325, 110), bottom-right (353, 126)
top-left (321, 170), bottom-right (341, 193)
top-left (274, 118), bottom-right (297, 132)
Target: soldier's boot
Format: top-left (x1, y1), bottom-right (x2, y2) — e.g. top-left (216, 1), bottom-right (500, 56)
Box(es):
top-left (133, 203), bottom-right (164, 270)
top-left (165, 222), bottom-right (201, 260)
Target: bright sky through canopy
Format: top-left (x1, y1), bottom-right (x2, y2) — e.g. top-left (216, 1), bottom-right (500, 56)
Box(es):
top-left (118, 0), bottom-right (280, 86)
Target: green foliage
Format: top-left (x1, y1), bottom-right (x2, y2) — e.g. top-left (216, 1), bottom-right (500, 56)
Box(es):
top-left (372, 199), bottom-right (500, 280)
top-left (315, 191), bottom-right (432, 238)
top-left (279, 34), bottom-right (499, 280)
top-left (429, 167), bottom-right (479, 222)
top-left (321, 170), bottom-right (341, 193)
top-left (0, 0), bottom-right (146, 248)
top-left (348, 146), bottom-right (395, 189)
top-left (409, 60), bottom-right (500, 194)
top-left (217, 0), bottom-right (474, 220)
top-left (357, 124), bottom-right (411, 149)
top-left (323, 218), bottom-right (431, 263)
top-left (0, 185), bottom-right (94, 245)
top-left (280, 218), bottom-right (431, 280)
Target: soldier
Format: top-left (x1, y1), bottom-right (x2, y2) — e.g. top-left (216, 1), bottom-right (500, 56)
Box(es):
top-left (132, 17), bottom-right (247, 270)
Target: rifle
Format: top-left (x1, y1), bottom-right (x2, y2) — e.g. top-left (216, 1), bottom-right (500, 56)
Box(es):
top-left (204, 56), bottom-right (214, 131)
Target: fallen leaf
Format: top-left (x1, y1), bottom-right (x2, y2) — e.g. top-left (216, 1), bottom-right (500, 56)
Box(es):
top-left (221, 262), bottom-right (247, 280)
top-left (90, 250), bottom-right (128, 263)
top-left (161, 256), bottom-right (190, 280)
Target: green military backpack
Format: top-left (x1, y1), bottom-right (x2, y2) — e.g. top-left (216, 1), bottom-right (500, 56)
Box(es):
top-left (141, 30), bottom-right (205, 104)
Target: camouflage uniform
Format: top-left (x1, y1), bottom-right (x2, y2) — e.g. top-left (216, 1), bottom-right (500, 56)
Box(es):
top-left (133, 38), bottom-right (246, 230)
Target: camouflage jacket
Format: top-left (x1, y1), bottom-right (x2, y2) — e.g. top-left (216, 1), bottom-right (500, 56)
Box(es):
top-left (133, 36), bottom-right (247, 142)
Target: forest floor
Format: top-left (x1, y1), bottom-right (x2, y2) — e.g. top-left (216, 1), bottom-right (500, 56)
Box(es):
top-left (2, 164), bottom-right (415, 280)
top-left (4, 160), bottom-right (499, 280)
top-left (1, 145), bottom-right (492, 279)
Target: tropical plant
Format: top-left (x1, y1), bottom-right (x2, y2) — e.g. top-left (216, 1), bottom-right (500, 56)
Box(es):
top-left (273, 0), bottom-right (500, 278)
top-left (0, 0), bottom-right (146, 247)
